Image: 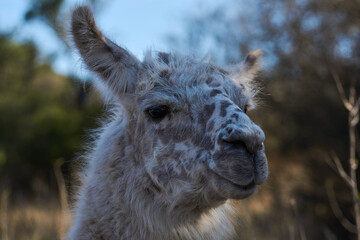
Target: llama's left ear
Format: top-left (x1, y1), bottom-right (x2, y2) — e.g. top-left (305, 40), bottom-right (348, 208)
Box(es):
top-left (230, 49), bottom-right (263, 84)
top-left (243, 49), bottom-right (263, 76)
top-left (71, 6), bottom-right (141, 95)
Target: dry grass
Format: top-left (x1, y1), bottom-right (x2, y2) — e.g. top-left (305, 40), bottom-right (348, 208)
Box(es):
top-left (0, 161), bottom-right (72, 240)
top-left (0, 198), bottom-right (71, 240)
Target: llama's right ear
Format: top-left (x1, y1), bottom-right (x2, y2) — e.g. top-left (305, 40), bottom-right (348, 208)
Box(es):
top-left (71, 6), bottom-right (141, 95)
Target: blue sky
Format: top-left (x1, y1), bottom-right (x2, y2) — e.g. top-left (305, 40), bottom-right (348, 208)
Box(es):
top-left (0, 0), bottom-right (224, 77)
top-left (0, 0), bottom-right (354, 78)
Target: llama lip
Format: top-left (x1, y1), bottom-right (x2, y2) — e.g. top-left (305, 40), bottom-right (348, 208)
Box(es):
top-left (224, 177), bottom-right (256, 190)
top-left (235, 180), bottom-right (255, 189)
top-left (232, 181), bottom-right (257, 198)
top-left (215, 171), bottom-right (256, 189)
top-left (208, 150), bottom-right (256, 187)
top-left (215, 174), bottom-right (257, 199)
top-left (208, 165), bottom-right (256, 191)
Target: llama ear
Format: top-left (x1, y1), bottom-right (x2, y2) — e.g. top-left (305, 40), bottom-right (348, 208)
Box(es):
top-left (243, 49), bottom-right (263, 76)
top-left (71, 6), bottom-right (141, 95)
top-left (230, 49), bottom-right (263, 84)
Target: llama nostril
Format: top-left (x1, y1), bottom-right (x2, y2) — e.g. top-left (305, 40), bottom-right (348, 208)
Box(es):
top-left (223, 139), bottom-right (248, 152)
top-left (222, 136), bottom-right (253, 154)
top-left (222, 129), bottom-right (264, 154)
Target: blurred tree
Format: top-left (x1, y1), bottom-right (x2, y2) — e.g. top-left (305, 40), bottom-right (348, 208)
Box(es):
top-left (24, 0), bottom-right (105, 46)
top-left (25, 0), bottom-right (64, 39)
top-left (174, 0), bottom-right (360, 239)
top-left (0, 34), bottom-right (101, 196)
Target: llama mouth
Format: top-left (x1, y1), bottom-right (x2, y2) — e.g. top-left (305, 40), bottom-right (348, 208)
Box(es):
top-left (226, 179), bottom-right (257, 198)
top-left (207, 152), bottom-right (257, 191)
top-left (217, 174), bottom-right (258, 199)
top-left (233, 180), bottom-right (256, 190)
top-left (213, 170), bottom-right (256, 190)
top-left (208, 166), bottom-right (257, 197)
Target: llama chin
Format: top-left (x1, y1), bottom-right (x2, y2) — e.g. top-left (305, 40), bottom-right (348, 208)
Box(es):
top-left (69, 6), bottom-right (268, 240)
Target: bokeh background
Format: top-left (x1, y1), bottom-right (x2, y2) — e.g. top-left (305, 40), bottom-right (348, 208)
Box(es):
top-left (0, 0), bottom-right (359, 239)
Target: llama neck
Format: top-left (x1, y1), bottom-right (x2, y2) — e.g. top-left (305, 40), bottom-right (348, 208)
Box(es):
top-left (118, 172), bottom-right (238, 240)
top-left (71, 118), bottom-right (237, 239)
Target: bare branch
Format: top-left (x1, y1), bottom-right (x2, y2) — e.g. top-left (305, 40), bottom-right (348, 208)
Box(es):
top-left (352, 97), bottom-right (360, 126)
top-left (327, 152), bottom-right (353, 188)
top-left (351, 114), bottom-right (359, 127)
top-left (332, 72), bottom-right (352, 111)
top-left (326, 180), bottom-right (357, 233)
top-left (350, 83), bottom-right (356, 106)
top-left (348, 81), bottom-right (360, 239)
top-left (354, 97), bottom-right (360, 115)
top-left (331, 73), bottom-right (360, 239)
top-left (325, 153), bottom-right (344, 179)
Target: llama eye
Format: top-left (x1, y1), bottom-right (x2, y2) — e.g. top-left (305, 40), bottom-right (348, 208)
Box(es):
top-left (244, 105), bottom-right (249, 114)
top-left (147, 105), bottom-right (170, 120)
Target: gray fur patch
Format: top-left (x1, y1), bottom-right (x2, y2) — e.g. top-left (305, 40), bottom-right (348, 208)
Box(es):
top-left (220, 101), bottom-right (232, 117)
top-left (210, 89), bottom-right (222, 97)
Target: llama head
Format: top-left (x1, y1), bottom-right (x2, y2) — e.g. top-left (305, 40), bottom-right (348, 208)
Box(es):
top-left (71, 6), bottom-right (267, 210)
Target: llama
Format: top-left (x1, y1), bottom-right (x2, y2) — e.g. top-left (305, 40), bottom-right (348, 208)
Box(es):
top-left (69, 6), bottom-right (268, 240)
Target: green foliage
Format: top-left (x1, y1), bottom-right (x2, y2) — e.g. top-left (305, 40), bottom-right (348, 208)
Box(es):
top-left (25, 0), bottom-right (63, 22)
top-left (24, 0), bottom-right (103, 45)
top-left (25, 0), bottom-right (66, 44)
top-left (0, 35), bottom-right (101, 187)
